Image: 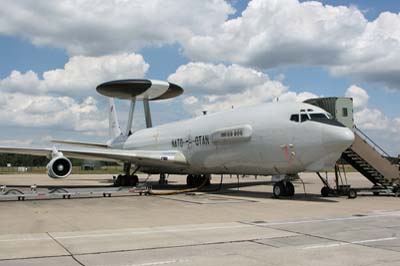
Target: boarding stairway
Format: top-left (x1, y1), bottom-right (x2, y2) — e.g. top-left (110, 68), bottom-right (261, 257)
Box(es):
top-left (341, 126), bottom-right (400, 188)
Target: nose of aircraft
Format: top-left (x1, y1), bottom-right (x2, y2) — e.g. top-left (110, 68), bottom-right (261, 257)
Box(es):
top-left (322, 126), bottom-right (355, 152)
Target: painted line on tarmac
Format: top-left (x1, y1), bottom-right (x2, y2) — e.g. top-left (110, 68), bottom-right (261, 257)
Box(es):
top-left (0, 224), bottom-right (251, 242)
top-left (53, 224), bottom-right (251, 240)
top-left (0, 236), bottom-right (51, 242)
top-left (251, 212), bottom-right (400, 227)
top-left (1, 212), bottom-right (399, 242)
top-left (302, 237), bottom-right (397, 250)
top-left (103, 259), bottom-right (190, 266)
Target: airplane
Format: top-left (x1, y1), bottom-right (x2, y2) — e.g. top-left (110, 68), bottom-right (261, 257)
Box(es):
top-left (0, 79), bottom-right (355, 198)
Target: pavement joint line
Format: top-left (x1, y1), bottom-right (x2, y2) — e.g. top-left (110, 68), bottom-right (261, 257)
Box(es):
top-left (0, 237), bottom-right (284, 260)
top-left (65, 237), bottom-right (288, 257)
top-left (250, 239), bottom-right (279, 248)
top-left (2, 212), bottom-right (397, 242)
top-left (247, 220), bottom-right (400, 254)
top-left (0, 254), bottom-right (71, 262)
top-left (46, 232), bottom-right (85, 266)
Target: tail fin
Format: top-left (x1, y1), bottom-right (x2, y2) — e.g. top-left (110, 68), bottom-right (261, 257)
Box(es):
top-left (109, 98), bottom-right (122, 138)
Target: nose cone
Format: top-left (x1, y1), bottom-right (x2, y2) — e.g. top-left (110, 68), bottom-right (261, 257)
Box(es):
top-left (322, 126), bottom-right (355, 152)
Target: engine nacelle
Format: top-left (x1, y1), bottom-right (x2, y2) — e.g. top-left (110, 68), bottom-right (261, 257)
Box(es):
top-left (46, 156), bottom-right (72, 179)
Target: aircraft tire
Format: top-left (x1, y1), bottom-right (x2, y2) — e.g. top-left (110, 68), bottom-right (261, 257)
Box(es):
top-left (186, 175), bottom-right (194, 187)
top-left (273, 182), bottom-right (285, 198)
top-left (194, 175), bottom-right (203, 187)
top-left (286, 182), bottom-right (295, 197)
top-left (348, 189), bottom-right (357, 199)
top-left (132, 175), bottom-right (139, 186)
top-left (121, 175), bottom-right (128, 186)
top-left (321, 186), bottom-right (330, 197)
top-left (114, 175), bottom-right (122, 187)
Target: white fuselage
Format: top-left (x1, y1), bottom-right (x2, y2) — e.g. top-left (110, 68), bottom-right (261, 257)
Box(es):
top-left (116, 102), bottom-right (354, 175)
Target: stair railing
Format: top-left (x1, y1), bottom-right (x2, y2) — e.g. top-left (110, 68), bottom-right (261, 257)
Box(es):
top-left (354, 126), bottom-right (392, 159)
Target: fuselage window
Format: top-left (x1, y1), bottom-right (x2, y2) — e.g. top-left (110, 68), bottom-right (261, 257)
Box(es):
top-left (342, 108), bottom-right (348, 117)
top-left (290, 114), bottom-right (299, 122)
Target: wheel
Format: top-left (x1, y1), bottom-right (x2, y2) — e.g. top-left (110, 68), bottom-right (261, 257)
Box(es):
top-left (285, 182), bottom-right (295, 197)
top-left (196, 175), bottom-right (205, 187)
top-left (132, 175), bottom-right (139, 186)
top-left (321, 186), bottom-right (330, 197)
top-left (120, 175), bottom-right (128, 186)
top-left (348, 189), bottom-right (357, 199)
top-left (114, 175), bottom-right (122, 187)
top-left (372, 185), bottom-right (380, 196)
top-left (187, 174), bottom-right (194, 187)
top-left (273, 182), bottom-right (285, 198)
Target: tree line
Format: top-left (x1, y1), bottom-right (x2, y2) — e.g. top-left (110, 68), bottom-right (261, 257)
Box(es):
top-left (0, 154), bottom-right (83, 167)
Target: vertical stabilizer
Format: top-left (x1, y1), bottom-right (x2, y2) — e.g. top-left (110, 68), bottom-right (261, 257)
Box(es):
top-left (109, 98), bottom-right (122, 138)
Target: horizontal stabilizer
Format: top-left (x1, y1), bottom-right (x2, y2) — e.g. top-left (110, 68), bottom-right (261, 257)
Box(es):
top-left (51, 139), bottom-right (109, 148)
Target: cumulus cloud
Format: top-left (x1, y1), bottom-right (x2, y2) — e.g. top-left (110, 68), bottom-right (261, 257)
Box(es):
top-left (182, 0), bottom-right (400, 89)
top-left (1, 0), bottom-right (399, 89)
top-left (169, 63), bottom-right (278, 95)
top-left (0, 93), bottom-right (108, 136)
top-left (0, 53), bottom-right (149, 96)
top-left (169, 62), bottom-right (318, 114)
top-left (345, 85), bottom-right (399, 135)
top-left (345, 85), bottom-right (369, 110)
top-left (279, 91), bottom-right (319, 103)
top-left (0, 0), bottom-right (234, 56)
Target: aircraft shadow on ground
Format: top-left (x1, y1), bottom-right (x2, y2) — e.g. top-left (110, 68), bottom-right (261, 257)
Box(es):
top-left (1, 177), bottom-right (337, 203)
top-left (148, 179), bottom-right (338, 203)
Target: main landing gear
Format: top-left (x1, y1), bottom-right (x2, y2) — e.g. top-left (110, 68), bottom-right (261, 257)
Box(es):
top-left (114, 163), bottom-right (139, 187)
top-left (186, 174), bottom-right (211, 188)
top-left (273, 181), bottom-right (295, 198)
top-left (114, 174), bottom-right (139, 187)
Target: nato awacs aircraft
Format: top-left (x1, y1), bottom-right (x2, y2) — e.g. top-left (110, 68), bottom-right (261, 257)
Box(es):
top-left (0, 79), bottom-right (354, 198)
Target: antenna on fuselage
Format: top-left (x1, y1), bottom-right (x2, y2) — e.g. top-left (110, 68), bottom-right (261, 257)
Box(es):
top-left (96, 79), bottom-right (183, 135)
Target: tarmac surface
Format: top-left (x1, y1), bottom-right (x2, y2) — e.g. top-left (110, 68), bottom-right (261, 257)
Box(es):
top-left (0, 172), bottom-right (399, 265)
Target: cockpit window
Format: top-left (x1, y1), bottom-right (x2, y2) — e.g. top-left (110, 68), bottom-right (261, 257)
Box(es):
top-left (290, 114), bottom-right (299, 122)
top-left (309, 113), bottom-right (328, 120)
top-left (290, 111), bottom-right (344, 127)
top-left (309, 113), bottom-right (346, 127)
top-left (300, 114), bottom-right (309, 122)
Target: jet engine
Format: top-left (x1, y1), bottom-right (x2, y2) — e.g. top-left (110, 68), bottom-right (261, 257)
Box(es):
top-left (46, 156), bottom-right (72, 179)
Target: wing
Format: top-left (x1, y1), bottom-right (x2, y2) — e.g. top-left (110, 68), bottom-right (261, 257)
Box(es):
top-left (0, 146), bottom-right (188, 167)
top-left (51, 139), bottom-right (109, 148)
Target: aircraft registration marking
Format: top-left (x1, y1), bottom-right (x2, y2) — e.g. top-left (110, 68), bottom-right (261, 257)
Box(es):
top-left (171, 135), bottom-right (210, 148)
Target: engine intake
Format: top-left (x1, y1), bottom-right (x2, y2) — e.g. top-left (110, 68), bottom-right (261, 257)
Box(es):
top-left (47, 156), bottom-right (72, 179)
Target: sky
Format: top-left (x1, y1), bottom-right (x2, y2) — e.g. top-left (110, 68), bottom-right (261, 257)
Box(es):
top-left (0, 0), bottom-right (399, 155)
